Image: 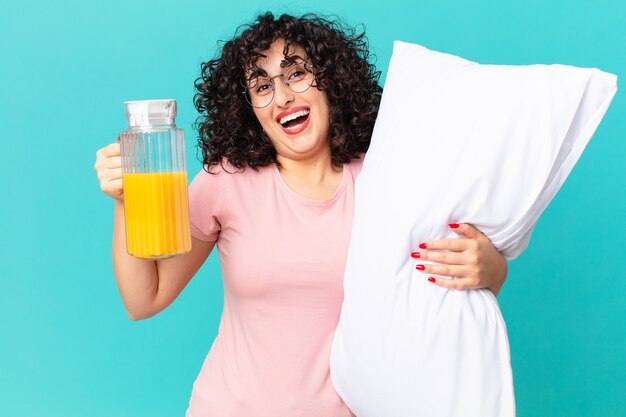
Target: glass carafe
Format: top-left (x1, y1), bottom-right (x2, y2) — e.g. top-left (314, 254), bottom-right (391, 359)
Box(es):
top-left (119, 99), bottom-right (191, 259)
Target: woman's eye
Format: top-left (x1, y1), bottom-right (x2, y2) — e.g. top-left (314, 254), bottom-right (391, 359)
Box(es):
top-left (288, 70), bottom-right (305, 80)
top-left (255, 83), bottom-right (272, 95)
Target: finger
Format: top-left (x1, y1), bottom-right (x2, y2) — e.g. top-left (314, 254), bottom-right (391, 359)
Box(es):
top-left (427, 276), bottom-right (480, 291)
top-left (416, 250), bottom-right (464, 265)
top-left (99, 142), bottom-right (121, 158)
top-left (107, 167), bottom-right (123, 181)
top-left (420, 238), bottom-right (471, 252)
top-left (100, 178), bottom-right (123, 198)
top-left (415, 263), bottom-right (468, 278)
top-left (106, 156), bottom-right (122, 169)
top-left (98, 167), bottom-right (123, 183)
top-left (449, 223), bottom-right (486, 240)
top-left (95, 158), bottom-right (122, 174)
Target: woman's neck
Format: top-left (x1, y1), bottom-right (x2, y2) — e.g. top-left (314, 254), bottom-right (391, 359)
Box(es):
top-left (276, 151), bottom-right (343, 200)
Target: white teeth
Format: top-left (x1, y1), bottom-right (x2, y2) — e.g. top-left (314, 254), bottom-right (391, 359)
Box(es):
top-left (279, 109), bottom-right (310, 126)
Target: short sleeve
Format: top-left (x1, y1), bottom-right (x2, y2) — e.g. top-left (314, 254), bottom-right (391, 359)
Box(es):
top-left (188, 167), bottom-right (223, 242)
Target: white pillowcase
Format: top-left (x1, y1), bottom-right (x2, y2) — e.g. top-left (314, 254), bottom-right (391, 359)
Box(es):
top-left (330, 41), bottom-right (617, 417)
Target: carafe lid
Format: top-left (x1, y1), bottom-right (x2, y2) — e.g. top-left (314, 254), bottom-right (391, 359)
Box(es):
top-left (124, 99), bottom-right (177, 127)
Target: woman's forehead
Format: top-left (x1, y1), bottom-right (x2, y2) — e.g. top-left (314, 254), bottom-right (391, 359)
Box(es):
top-left (253, 39), bottom-right (307, 71)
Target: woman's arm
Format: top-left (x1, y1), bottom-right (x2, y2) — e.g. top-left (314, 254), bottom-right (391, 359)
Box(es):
top-left (96, 142), bottom-right (215, 320)
top-left (111, 199), bottom-right (215, 319)
top-left (411, 223), bottom-right (508, 296)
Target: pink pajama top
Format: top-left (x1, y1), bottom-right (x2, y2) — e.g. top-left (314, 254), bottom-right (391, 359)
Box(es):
top-left (185, 158), bottom-right (363, 417)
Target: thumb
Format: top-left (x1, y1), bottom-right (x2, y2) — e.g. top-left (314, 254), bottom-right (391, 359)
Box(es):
top-left (449, 223), bottom-right (485, 239)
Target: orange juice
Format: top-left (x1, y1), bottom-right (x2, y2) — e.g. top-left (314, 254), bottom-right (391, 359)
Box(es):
top-left (122, 171), bottom-right (191, 258)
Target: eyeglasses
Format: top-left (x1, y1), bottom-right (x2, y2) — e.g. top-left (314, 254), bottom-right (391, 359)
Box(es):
top-left (243, 59), bottom-right (315, 108)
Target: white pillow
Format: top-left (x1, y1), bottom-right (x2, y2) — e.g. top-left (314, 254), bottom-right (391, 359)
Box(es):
top-left (330, 41), bottom-right (617, 417)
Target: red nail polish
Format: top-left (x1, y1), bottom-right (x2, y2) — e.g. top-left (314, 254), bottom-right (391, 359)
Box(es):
top-left (419, 243), bottom-right (427, 249)
top-left (428, 277), bottom-right (436, 283)
top-left (411, 252), bottom-right (421, 258)
top-left (449, 223), bottom-right (460, 229)
top-left (416, 265), bottom-right (425, 271)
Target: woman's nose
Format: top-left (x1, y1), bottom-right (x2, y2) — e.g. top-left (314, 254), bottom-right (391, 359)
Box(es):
top-left (272, 77), bottom-right (295, 107)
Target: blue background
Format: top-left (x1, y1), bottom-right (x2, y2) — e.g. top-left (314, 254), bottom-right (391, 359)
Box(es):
top-left (1, 0), bottom-right (624, 416)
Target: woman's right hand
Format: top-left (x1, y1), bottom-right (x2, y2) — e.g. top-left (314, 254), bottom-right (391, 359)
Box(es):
top-left (95, 139), bottom-right (215, 321)
top-left (94, 140), bottom-right (123, 200)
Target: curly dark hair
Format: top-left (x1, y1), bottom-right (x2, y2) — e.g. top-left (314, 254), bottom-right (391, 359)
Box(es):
top-left (193, 12), bottom-right (382, 172)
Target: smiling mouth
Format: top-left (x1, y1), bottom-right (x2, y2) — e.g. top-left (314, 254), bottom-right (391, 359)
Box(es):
top-left (279, 109), bottom-right (310, 130)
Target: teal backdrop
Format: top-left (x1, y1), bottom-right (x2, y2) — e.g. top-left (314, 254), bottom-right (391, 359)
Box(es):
top-left (1, 0), bottom-right (624, 416)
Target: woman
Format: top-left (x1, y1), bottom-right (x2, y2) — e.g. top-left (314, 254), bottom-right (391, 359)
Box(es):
top-left (94, 13), bottom-right (508, 417)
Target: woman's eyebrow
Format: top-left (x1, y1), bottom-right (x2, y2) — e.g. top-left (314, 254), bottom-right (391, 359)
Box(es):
top-left (247, 67), bottom-right (269, 80)
top-left (280, 55), bottom-right (306, 67)
top-left (247, 55), bottom-right (307, 80)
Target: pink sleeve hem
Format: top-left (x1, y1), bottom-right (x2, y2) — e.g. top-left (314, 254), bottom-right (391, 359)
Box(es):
top-left (190, 226), bottom-right (218, 242)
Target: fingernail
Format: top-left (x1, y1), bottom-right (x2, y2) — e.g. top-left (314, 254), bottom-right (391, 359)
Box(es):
top-left (419, 243), bottom-right (427, 249)
top-left (449, 223), bottom-right (459, 229)
top-left (410, 252), bottom-right (421, 258)
top-left (428, 277), bottom-right (436, 283)
top-left (415, 265), bottom-right (425, 270)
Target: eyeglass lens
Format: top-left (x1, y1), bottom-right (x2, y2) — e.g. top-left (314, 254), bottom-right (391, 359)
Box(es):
top-left (245, 60), bottom-right (314, 108)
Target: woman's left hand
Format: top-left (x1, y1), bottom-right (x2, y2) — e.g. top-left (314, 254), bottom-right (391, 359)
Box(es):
top-left (412, 223), bottom-right (508, 296)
